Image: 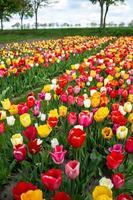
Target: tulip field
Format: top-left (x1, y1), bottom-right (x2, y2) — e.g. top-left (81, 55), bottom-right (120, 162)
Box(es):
top-left (0, 35), bottom-right (133, 200)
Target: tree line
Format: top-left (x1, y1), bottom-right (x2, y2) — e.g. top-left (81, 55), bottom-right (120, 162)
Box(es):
top-left (0, 0), bottom-right (127, 30)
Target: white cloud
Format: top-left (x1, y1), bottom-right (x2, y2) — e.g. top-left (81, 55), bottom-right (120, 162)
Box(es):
top-left (3, 0), bottom-right (133, 29)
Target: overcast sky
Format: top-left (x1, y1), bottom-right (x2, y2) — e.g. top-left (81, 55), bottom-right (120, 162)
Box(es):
top-left (4, 0), bottom-right (133, 28)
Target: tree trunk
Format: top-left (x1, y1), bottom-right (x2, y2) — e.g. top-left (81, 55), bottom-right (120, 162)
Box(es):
top-left (20, 15), bottom-right (24, 30)
top-left (0, 17), bottom-right (3, 30)
top-left (103, 5), bottom-right (109, 28)
top-left (100, 3), bottom-right (104, 28)
top-left (35, 9), bottom-right (38, 29)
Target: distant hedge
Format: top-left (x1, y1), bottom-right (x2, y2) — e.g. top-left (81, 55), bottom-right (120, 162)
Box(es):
top-left (0, 27), bottom-right (133, 39)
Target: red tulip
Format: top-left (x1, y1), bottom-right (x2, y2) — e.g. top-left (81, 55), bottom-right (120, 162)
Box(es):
top-left (67, 86), bottom-right (73, 94)
top-left (23, 125), bottom-right (37, 141)
top-left (110, 90), bottom-right (118, 98)
top-left (65, 160), bottom-right (80, 180)
top-left (116, 193), bottom-right (133, 200)
top-left (125, 136), bottom-right (133, 154)
top-left (68, 128), bottom-right (86, 148)
top-left (112, 173), bottom-right (125, 189)
top-left (18, 103), bottom-right (28, 115)
top-left (55, 87), bottom-right (63, 95)
top-left (12, 181), bottom-right (37, 200)
top-left (52, 192), bottom-right (71, 200)
top-left (13, 144), bottom-right (26, 162)
top-left (0, 122), bottom-right (5, 134)
top-left (111, 111), bottom-right (127, 126)
top-left (58, 75), bottom-right (68, 88)
top-left (122, 90), bottom-right (128, 98)
top-left (67, 112), bottom-right (77, 125)
top-left (111, 103), bottom-right (119, 111)
top-left (41, 169), bottom-right (62, 190)
top-left (50, 145), bottom-right (67, 164)
top-left (106, 151), bottom-right (124, 169)
top-left (28, 138), bottom-right (42, 154)
top-left (47, 117), bottom-right (58, 128)
top-left (27, 95), bottom-right (35, 108)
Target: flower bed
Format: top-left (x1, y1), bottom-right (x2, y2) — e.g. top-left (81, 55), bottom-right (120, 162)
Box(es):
top-left (0, 37), bottom-right (133, 200)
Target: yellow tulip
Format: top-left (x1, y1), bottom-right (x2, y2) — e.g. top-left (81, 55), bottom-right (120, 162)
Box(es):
top-left (128, 113), bottom-right (133, 123)
top-left (0, 110), bottom-right (6, 120)
top-left (37, 124), bottom-right (52, 138)
top-left (92, 186), bottom-right (112, 200)
top-left (9, 104), bottom-right (18, 115)
top-left (1, 98), bottom-right (11, 110)
top-left (21, 189), bottom-right (43, 200)
top-left (42, 84), bottom-right (51, 93)
top-left (49, 109), bottom-right (59, 118)
top-left (59, 106), bottom-right (67, 117)
top-left (94, 107), bottom-right (109, 122)
top-left (20, 113), bottom-right (31, 127)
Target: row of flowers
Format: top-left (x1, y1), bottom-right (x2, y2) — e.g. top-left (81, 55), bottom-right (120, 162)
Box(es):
top-left (0, 36), bottom-right (112, 77)
top-left (0, 36), bottom-right (133, 199)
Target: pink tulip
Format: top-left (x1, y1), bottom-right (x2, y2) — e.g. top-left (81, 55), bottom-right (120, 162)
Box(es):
top-left (67, 112), bottom-right (77, 125)
top-left (109, 144), bottom-right (124, 153)
top-left (76, 96), bottom-right (84, 107)
top-left (112, 173), bottom-right (125, 189)
top-left (78, 111), bottom-right (93, 127)
top-left (38, 92), bottom-right (45, 100)
top-left (73, 85), bottom-right (81, 94)
top-left (0, 122), bottom-right (5, 135)
top-left (67, 95), bottom-right (75, 105)
top-left (60, 92), bottom-right (68, 103)
top-left (50, 145), bottom-right (67, 164)
top-left (13, 144), bottom-right (26, 161)
top-left (65, 160), bottom-right (80, 180)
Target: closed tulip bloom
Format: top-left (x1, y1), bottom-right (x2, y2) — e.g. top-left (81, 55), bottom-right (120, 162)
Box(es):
top-left (20, 189), bottom-right (43, 200)
top-left (59, 105), bottom-right (67, 117)
top-left (78, 111), bottom-right (93, 127)
top-left (67, 95), bottom-right (75, 105)
top-left (92, 185), bottom-right (113, 200)
top-left (20, 113), bottom-right (31, 128)
top-left (124, 102), bottom-right (132, 113)
top-left (125, 136), bottom-right (133, 153)
top-left (116, 126), bottom-right (128, 139)
top-left (23, 125), bottom-right (37, 141)
top-left (13, 144), bottom-right (26, 161)
top-left (1, 98), bottom-right (11, 110)
top-left (106, 151), bottom-right (124, 170)
top-left (94, 107), bottom-right (109, 122)
top-left (52, 192), bottom-right (71, 200)
top-left (109, 144), bottom-right (123, 153)
top-left (112, 173), bottom-right (125, 189)
top-left (0, 122), bottom-right (5, 134)
top-left (37, 124), bottom-right (52, 138)
top-left (41, 169), bottom-right (62, 190)
top-left (6, 116), bottom-right (15, 126)
top-left (65, 160), bottom-right (80, 180)
top-left (50, 145), bottom-right (67, 164)
top-left (9, 104), bottom-right (18, 115)
top-left (28, 138), bottom-right (42, 154)
top-left (128, 113), bottom-right (133, 123)
top-left (12, 181), bottom-right (37, 200)
top-left (67, 112), bottom-right (77, 125)
top-left (99, 177), bottom-right (113, 189)
top-left (27, 95), bottom-right (35, 108)
top-left (0, 110), bottom-right (6, 120)
top-left (68, 128), bottom-right (86, 148)
top-left (116, 193), bottom-right (133, 200)
top-left (47, 117), bottom-right (58, 128)
top-left (11, 134), bottom-right (23, 146)
top-left (18, 103), bottom-right (28, 115)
